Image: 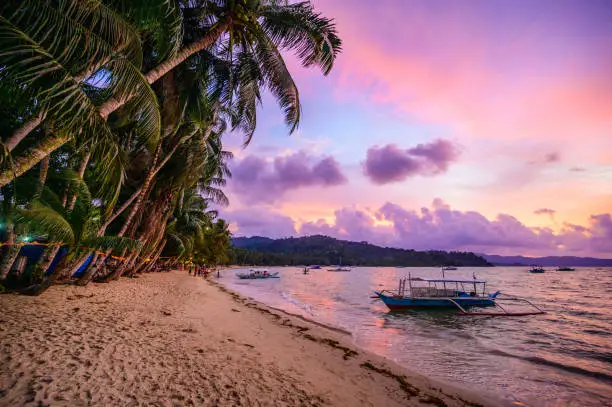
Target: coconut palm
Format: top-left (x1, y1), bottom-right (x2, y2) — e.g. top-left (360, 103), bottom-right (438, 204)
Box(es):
top-left (14, 180), bottom-right (140, 282)
top-left (0, 0), bottom-right (341, 186)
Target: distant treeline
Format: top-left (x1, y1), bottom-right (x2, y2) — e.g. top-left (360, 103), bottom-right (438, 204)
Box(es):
top-left (228, 235), bottom-right (492, 267)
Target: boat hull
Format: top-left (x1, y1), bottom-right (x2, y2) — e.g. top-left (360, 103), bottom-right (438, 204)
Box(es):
top-left (237, 275), bottom-right (280, 280)
top-left (375, 292), bottom-right (495, 310)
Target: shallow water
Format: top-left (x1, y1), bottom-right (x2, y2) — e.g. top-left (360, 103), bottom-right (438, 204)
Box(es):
top-left (220, 266), bottom-right (612, 406)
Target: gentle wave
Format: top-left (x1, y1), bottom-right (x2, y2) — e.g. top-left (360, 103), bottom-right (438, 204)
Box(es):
top-left (488, 349), bottom-right (612, 382)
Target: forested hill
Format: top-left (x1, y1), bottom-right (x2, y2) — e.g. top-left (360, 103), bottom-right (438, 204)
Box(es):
top-left (229, 235), bottom-right (492, 267)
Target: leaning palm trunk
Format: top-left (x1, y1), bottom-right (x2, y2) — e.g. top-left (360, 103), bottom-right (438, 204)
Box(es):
top-left (0, 21), bottom-right (231, 188)
top-left (38, 155), bottom-right (50, 195)
top-left (3, 111), bottom-right (46, 152)
top-left (37, 245), bottom-right (61, 274)
top-left (0, 225), bottom-right (20, 279)
top-left (0, 133), bottom-right (70, 187)
top-left (118, 142), bottom-right (163, 237)
top-left (75, 252), bottom-right (100, 286)
top-left (142, 239), bottom-right (166, 273)
top-left (97, 186), bottom-right (143, 237)
top-left (66, 151), bottom-right (91, 211)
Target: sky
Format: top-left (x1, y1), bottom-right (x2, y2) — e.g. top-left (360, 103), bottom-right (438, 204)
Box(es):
top-left (219, 0), bottom-right (612, 258)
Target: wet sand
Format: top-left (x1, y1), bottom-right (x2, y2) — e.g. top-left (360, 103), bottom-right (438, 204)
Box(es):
top-left (0, 271), bottom-right (497, 406)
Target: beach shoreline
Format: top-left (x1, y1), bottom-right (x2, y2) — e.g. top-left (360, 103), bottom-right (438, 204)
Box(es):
top-left (0, 271), bottom-right (498, 406)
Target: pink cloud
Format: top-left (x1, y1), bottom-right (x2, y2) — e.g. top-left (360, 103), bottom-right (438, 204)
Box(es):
top-left (312, 0), bottom-right (612, 164)
top-left (534, 208), bottom-right (556, 216)
top-left (226, 198), bottom-right (612, 257)
top-left (229, 151), bottom-right (347, 204)
top-left (226, 208), bottom-right (296, 238)
top-left (363, 139), bottom-right (460, 184)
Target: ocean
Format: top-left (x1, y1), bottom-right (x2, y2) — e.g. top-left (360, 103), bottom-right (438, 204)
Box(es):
top-left (220, 266), bottom-right (612, 406)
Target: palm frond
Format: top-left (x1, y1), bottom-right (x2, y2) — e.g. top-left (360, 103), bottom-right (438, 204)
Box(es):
top-left (252, 27), bottom-right (301, 133)
top-left (14, 200), bottom-right (75, 244)
top-left (260, 1), bottom-right (342, 75)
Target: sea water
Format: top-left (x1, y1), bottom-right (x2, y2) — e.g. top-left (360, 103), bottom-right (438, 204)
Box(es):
top-left (220, 267), bottom-right (612, 406)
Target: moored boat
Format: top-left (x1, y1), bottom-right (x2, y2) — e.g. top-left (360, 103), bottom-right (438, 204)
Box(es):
top-left (374, 274), bottom-right (545, 316)
top-left (528, 265), bottom-right (545, 273)
top-left (327, 266), bottom-right (351, 272)
top-left (556, 266), bottom-right (575, 271)
top-left (236, 269), bottom-right (280, 279)
top-left (442, 266), bottom-right (458, 271)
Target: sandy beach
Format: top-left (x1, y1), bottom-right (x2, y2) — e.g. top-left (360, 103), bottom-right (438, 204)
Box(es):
top-left (0, 271), bottom-right (496, 406)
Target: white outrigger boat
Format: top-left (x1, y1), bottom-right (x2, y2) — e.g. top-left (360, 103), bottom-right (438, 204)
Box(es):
top-left (327, 266), bottom-right (351, 272)
top-left (374, 273), bottom-right (545, 316)
top-left (236, 268), bottom-right (280, 279)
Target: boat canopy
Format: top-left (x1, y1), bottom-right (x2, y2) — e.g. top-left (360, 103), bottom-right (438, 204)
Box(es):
top-left (411, 278), bottom-right (487, 284)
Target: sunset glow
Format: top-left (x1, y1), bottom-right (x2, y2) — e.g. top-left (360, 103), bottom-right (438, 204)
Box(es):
top-left (222, 0), bottom-right (612, 257)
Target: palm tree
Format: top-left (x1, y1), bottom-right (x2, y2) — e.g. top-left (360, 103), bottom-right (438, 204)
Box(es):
top-left (0, 0), bottom-right (166, 184)
top-left (14, 182), bottom-right (140, 282)
top-left (0, 0), bottom-right (341, 186)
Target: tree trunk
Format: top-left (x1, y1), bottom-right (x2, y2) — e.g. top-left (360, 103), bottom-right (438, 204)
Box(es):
top-left (0, 133), bottom-right (70, 187)
top-left (38, 245), bottom-right (61, 274)
top-left (0, 225), bottom-right (20, 279)
top-left (0, 20), bottom-right (231, 188)
top-left (112, 252), bottom-right (136, 280)
top-left (98, 20), bottom-right (231, 118)
top-left (100, 248), bottom-right (127, 282)
top-left (56, 251), bottom-right (91, 281)
top-left (4, 111), bottom-right (46, 152)
top-left (38, 155), bottom-right (50, 195)
top-left (75, 252), bottom-right (100, 286)
top-left (118, 142), bottom-right (163, 237)
top-left (143, 239), bottom-right (167, 273)
top-left (67, 151), bottom-right (91, 212)
top-left (97, 187), bottom-right (142, 237)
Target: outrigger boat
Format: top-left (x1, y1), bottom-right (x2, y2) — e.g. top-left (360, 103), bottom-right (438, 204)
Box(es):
top-left (556, 266), bottom-right (575, 271)
top-left (528, 265), bottom-right (545, 273)
top-left (327, 256), bottom-right (351, 272)
top-left (236, 268), bottom-right (280, 279)
top-left (442, 266), bottom-right (458, 271)
top-left (327, 266), bottom-right (351, 272)
top-left (374, 274), bottom-right (545, 316)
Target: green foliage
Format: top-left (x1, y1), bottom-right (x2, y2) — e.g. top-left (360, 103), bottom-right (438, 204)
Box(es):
top-left (229, 236), bottom-right (493, 267)
top-left (1, 0), bottom-right (342, 281)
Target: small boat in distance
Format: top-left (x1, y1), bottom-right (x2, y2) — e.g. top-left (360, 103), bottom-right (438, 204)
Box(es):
top-left (327, 266), bottom-right (351, 272)
top-left (374, 273), bottom-right (545, 316)
top-left (528, 265), bottom-right (546, 273)
top-left (327, 256), bottom-right (351, 272)
top-left (236, 269), bottom-right (280, 279)
top-left (442, 266), bottom-right (458, 271)
top-left (556, 266), bottom-right (575, 271)
top-left (308, 265), bottom-right (321, 270)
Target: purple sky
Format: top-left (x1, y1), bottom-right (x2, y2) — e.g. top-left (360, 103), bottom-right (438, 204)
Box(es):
top-left (219, 0), bottom-right (612, 257)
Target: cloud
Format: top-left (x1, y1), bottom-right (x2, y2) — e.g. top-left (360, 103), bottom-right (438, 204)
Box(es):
top-left (529, 152), bottom-right (561, 166)
top-left (544, 152), bottom-right (560, 163)
top-left (229, 151), bottom-right (347, 204)
top-left (230, 200), bottom-right (612, 257)
top-left (363, 139), bottom-right (460, 184)
top-left (225, 208), bottom-right (296, 238)
top-left (534, 208), bottom-right (556, 216)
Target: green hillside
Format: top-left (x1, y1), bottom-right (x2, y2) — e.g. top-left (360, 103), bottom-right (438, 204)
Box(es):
top-left (228, 235), bottom-right (492, 267)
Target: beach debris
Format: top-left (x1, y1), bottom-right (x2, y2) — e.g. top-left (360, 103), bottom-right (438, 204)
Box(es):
top-left (360, 361), bottom-right (420, 397)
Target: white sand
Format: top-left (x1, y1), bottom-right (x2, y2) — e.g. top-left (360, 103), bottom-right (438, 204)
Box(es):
top-left (0, 271), bottom-right (497, 406)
